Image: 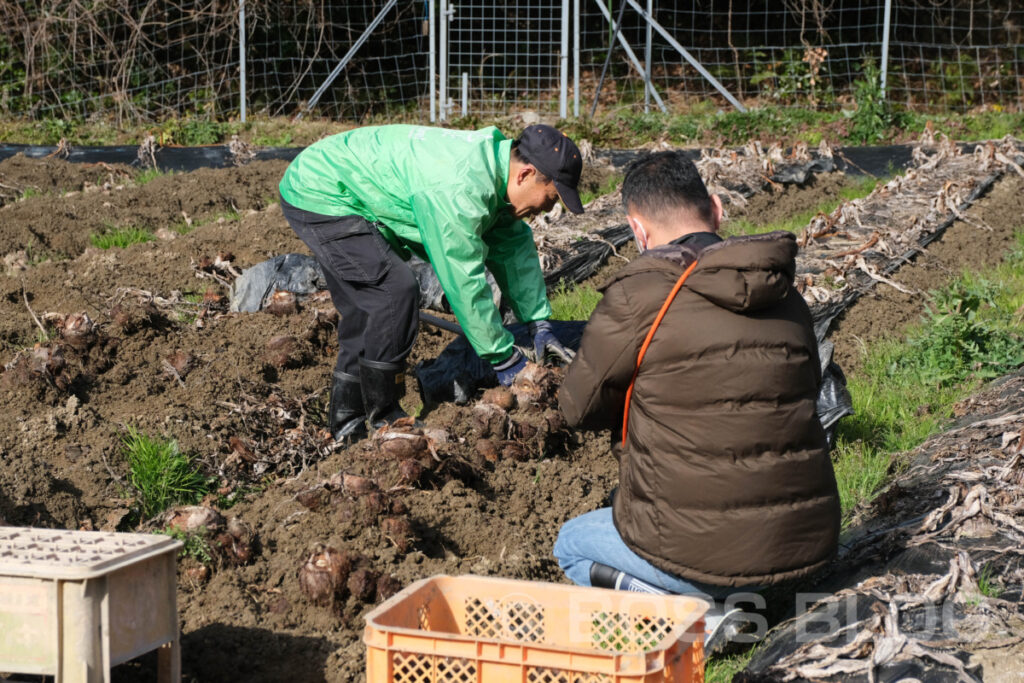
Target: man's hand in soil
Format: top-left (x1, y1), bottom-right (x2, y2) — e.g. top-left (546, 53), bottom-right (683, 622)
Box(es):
top-left (529, 320), bottom-right (575, 364)
top-left (493, 348), bottom-right (528, 386)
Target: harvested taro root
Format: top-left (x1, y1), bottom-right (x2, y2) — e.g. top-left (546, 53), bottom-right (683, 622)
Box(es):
top-left (347, 567), bottom-right (381, 603)
top-left (263, 334), bottom-right (304, 369)
top-left (163, 505), bottom-right (225, 534)
top-left (380, 516), bottom-right (415, 553)
top-left (298, 545), bottom-right (353, 607)
top-left (161, 506), bottom-right (257, 566)
top-left (472, 402), bottom-right (508, 439)
top-left (59, 312), bottom-right (96, 350)
top-left (464, 362), bottom-right (568, 464)
top-left (341, 473), bottom-right (377, 495)
top-left (372, 422), bottom-right (449, 484)
top-left (474, 438), bottom-right (499, 464)
top-left (480, 386), bottom-right (515, 411)
top-left (376, 575), bottom-right (402, 601)
top-left (107, 300), bottom-right (161, 334)
top-left (265, 290), bottom-right (298, 316)
top-left (214, 517), bottom-right (256, 566)
top-left (509, 362), bottom-right (560, 411)
top-left (164, 350), bottom-right (195, 379)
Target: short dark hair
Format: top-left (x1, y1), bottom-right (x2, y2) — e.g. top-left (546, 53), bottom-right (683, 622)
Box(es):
top-left (511, 142), bottom-right (553, 184)
top-left (621, 151), bottom-right (713, 227)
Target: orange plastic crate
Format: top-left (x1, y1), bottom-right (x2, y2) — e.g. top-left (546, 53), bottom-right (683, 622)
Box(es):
top-left (364, 574), bottom-right (707, 683)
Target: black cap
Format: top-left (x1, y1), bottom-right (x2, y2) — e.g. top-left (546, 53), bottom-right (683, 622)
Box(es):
top-left (517, 125), bottom-right (585, 214)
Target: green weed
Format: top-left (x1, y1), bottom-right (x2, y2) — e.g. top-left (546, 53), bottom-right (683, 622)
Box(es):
top-left (89, 226), bottom-right (154, 249)
top-left (579, 173), bottom-right (622, 206)
top-left (902, 278), bottom-right (1024, 386)
top-left (976, 564), bottom-right (1003, 599)
top-left (705, 648), bottom-right (757, 683)
top-left (846, 59), bottom-right (901, 144)
top-left (135, 167), bottom-right (171, 185)
top-left (122, 426), bottom-right (210, 520)
top-left (549, 282), bottom-right (603, 321)
top-left (160, 526), bottom-right (215, 565)
top-left (20, 187), bottom-right (42, 200)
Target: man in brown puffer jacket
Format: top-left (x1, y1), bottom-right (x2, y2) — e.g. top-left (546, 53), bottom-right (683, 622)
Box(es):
top-left (554, 151), bottom-right (840, 647)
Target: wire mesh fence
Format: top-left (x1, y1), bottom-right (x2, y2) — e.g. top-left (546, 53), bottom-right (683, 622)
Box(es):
top-left (0, 0), bottom-right (1020, 127)
top-left (443, 0), bottom-right (565, 119)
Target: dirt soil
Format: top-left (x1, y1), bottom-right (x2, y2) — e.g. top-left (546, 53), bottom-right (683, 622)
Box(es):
top-left (0, 153), bottom-right (1021, 682)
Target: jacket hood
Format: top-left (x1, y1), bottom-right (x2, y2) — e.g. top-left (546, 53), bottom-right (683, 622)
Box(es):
top-left (606, 231), bottom-right (798, 314)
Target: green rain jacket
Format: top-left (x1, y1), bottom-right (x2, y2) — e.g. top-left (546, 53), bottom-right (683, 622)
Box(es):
top-left (279, 125), bottom-right (551, 363)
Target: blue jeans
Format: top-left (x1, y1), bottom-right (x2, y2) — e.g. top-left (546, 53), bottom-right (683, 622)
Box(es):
top-left (553, 507), bottom-right (741, 600)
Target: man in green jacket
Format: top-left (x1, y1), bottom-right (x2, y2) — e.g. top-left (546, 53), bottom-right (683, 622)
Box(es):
top-left (279, 124), bottom-right (582, 442)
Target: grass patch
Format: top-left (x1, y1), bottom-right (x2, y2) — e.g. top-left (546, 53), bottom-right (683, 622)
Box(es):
top-left (579, 173), bottom-right (623, 206)
top-left (723, 174), bottom-right (881, 237)
top-left (549, 282), bottom-right (603, 321)
top-left (122, 426), bottom-right (210, 520)
top-left (3, 107), bottom-right (1022, 151)
top-left (832, 241), bottom-right (1024, 522)
top-left (976, 563), bottom-right (1003, 599)
top-left (89, 225), bottom-right (154, 249)
top-left (705, 649), bottom-right (757, 683)
top-left (135, 167), bottom-right (171, 185)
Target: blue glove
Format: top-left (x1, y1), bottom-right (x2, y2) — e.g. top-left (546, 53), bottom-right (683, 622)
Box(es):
top-left (493, 348), bottom-right (528, 386)
top-left (529, 320), bottom-right (576, 364)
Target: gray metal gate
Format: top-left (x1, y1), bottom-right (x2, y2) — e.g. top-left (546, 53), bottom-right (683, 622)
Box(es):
top-left (436, 0), bottom-right (569, 120)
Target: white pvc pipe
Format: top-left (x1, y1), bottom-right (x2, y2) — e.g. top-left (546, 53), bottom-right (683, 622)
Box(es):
top-left (462, 72), bottom-right (469, 117)
top-left (439, 0), bottom-right (447, 120)
top-left (644, 0), bottom-right (652, 113)
top-left (429, 0), bottom-right (436, 122)
top-left (880, 0), bottom-right (892, 98)
top-left (239, 0), bottom-right (246, 123)
top-left (573, 0), bottom-right (580, 116)
top-left (560, 0), bottom-right (569, 118)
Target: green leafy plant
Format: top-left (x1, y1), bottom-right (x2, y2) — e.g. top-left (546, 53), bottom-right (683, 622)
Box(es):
top-left (89, 225), bottom-right (154, 249)
top-left (122, 426), bottom-right (210, 520)
top-left (976, 563), bottom-right (1003, 599)
top-left (847, 59), bottom-right (895, 144)
top-left (160, 526), bottom-right (215, 565)
top-left (902, 279), bottom-right (1024, 385)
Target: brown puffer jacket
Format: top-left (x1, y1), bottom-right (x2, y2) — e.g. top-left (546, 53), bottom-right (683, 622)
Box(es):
top-left (558, 231), bottom-right (840, 587)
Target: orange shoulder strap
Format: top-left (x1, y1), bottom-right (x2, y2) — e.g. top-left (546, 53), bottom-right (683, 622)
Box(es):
top-left (621, 259), bottom-right (699, 446)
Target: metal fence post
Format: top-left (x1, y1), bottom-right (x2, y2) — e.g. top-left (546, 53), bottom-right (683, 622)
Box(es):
top-left (573, 0), bottom-right (580, 117)
top-left (644, 0), bottom-right (652, 113)
top-left (560, 0), bottom-right (569, 118)
top-left (429, 0), bottom-right (436, 122)
top-left (462, 72), bottom-right (469, 116)
top-left (439, 0), bottom-right (448, 120)
top-left (239, 0), bottom-right (246, 123)
top-left (623, 0), bottom-right (745, 112)
top-left (880, 0), bottom-right (893, 98)
top-left (297, 0), bottom-right (400, 119)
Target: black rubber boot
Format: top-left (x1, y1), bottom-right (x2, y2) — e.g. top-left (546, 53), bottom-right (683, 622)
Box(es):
top-left (589, 562), bottom-right (670, 595)
top-left (359, 358), bottom-right (411, 429)
top-left (328, 370), bottom-right (368, 443)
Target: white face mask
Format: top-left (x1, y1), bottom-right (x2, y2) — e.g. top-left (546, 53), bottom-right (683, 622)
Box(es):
top-left (632, 219), bottom-right (648, 254)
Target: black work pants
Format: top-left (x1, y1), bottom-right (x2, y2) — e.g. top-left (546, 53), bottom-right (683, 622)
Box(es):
top-left (280, 197), bottom-right (419, 376)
